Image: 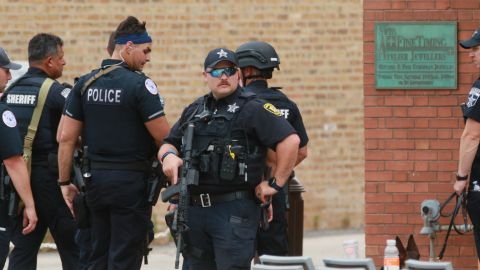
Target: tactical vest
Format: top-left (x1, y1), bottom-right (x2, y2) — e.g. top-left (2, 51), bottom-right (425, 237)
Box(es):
top-left (188, 92), bottom-right (266, 187)
top-left (1, 76), bottom-right (50, 145)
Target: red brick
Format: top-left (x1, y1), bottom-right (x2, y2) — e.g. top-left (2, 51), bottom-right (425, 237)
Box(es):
top-left (415, 119), bottom-right (429, 128)
top-left (384, 10), bottom-right (414, 20)
top-left (364, 11), bottom-right (385, 21)
top-left (392, 172), bottom-right (408, 181)
top-left (365, 214), bottom-right (393, 224)
top-left (437, 107), bottom-right (453, 117)
top-left (414, 183), bottom-right (429, 192)
top-left (407, 1), bottom-right (435, 9)
top-left (429, 183), bottom-right (453, 193)
top-left (408, 150), bottom-right (437, 160)
top-left (385, 161), bottom-right (414, 171)
top-left (365, 204), bottom-right (385, 213)
top-left (414, 161), bottom-right (429, 171)
top-left (393, 130), bottom-right (408, 139)
top-left (385, 96), bottom-right (414, 106)
top-left (365, 129), bottom-right (393, 138)
top-left (366, 171), bottom-right (393, 181)
top-left (430, 140), bottom-right (459, 150)
top-left (435, 0), bottom-right (450, 9)
top-left (364, 119), bottom-right (378, 129)
top-left (415, 140), bottom-right (430, 149)
top-left (438, 129), bottom-right (453, 139)
top-left (365, 161), bottom-right (384, 171)
top-left (384, 140), bottom-right (415, 150)
top-left (365, 139), bottom-right (379, 149)
top-left (407, 172), bottom-right (436, 181)
top-left (364, 0), bottom-right (392, 10)
top-left (366, 194), bottom-right (393, 203)
top-left (365, 107), bottom-right (392, 117)
top-left (385, 204), bottom-right (414, 213)
top-left (429, 161), bottom-right (457, 171)
top-left (365, 183), bottom-right (379, 193)
top-left (458, 10), bottom-right (474, 20)
top-left (392, 151), bottom-right (408, 160)
top-left (385, 119), bottom-right (415, 128)
top-left (438, 150), bottom-right (453, 160)
top-left (385, 183), bottom-right (415, 193)
top-left (407, 107), bottom-right (437, 117)
top-left (393, 107), bottom-right (408, 117)
top-left (451, 0), bottom-right (480, 9)
top-left (414, 96), bottom-right (429, 106)
top-left (429, 96), bottom-right (458, 106)
top-left (428, 119), bottom-right (459, 129)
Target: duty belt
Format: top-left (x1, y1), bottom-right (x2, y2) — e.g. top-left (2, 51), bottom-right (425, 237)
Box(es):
top-left (190, 190), bottom-right (254, 207)
top-left (90, 161), bottom-right (150, 171)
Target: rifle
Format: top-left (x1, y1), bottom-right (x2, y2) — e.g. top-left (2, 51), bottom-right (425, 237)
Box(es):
top-left (161, 123), bottom-right (199, 269)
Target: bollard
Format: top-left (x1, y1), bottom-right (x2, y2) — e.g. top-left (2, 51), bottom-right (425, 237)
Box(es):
top-left (287, 176), bottom-right (305, 256)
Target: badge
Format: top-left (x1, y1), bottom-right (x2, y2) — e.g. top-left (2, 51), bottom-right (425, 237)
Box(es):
top-left (2, 110), bottom-right (17, 128)
top-left (467, 87), bottom-right (480, 108)
top-left (217, 49), bottom-right (228, 58)
top-left (227, 103), bottom-right (239, 113)
top-left (263, 103), bottom-right (282, 116)
top-left (145, 79), bottom-right (158, 95)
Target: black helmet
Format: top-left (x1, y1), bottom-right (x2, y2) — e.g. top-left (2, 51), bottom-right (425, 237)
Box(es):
top-left (235, 41), bottom-right (280, 70)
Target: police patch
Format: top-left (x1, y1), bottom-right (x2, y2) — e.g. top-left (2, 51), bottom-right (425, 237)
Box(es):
top-left (2, 110), bottom-right (17, 128)
top-left (467, 87), bottom-right (480, 108)
top-left (263, 103), bottom-right (282, 116)
top-left (145, 79), bottom-right (158, 95)
top-left (61, 87), bottom-right (72, 99)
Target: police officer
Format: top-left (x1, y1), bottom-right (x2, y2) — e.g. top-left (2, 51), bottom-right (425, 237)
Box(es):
top-left (159, 47), bottom-right (300, 270)
top-left (58, 16), bottom-right (170, 270)
top-left (455, 28), bottom-right (480, 270)
top-left (0, 47), bottom-right (38, 269)
top-left (1, 33), bottom-right (79, 270)
top-left (236, 41), bottom-right (309, 256)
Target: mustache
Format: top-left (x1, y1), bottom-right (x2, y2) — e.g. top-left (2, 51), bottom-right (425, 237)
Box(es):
top-left (218, 80), bottom-right (230, 86)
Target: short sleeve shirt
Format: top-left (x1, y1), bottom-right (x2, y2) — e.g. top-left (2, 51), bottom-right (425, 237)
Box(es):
top-left (0, 103), bottom-right (23, 160)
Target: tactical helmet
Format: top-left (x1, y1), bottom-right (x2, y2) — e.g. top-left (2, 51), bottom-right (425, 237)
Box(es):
top-left (235, 41), bottom-right (280, 70)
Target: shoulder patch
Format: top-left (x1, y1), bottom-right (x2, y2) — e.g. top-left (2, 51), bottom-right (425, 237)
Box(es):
top-left (2, 110), bottom-right (17, 128)
top-left (145, 79), bottom-right (158, 95)
top-left (61, 87), bottom-right (72, 98)
top-left (467, 87), bottom-right (480, 108)
top-left (263, 103), bottom-right (282, 116)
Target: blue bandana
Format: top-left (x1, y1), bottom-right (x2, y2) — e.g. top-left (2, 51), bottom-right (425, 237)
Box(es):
top-left (115, 31), bottom-right (152, 45)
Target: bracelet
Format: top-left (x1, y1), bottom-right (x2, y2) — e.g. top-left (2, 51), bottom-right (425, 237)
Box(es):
top-left (58, 179), bottom-right (72, 186)
top-left (455, 173), bottom-right (468, 181)
top-left (160, 150), bottom-right (177, 163)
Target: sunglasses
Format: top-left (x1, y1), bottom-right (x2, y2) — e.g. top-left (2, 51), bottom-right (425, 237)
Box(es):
top-left (208, 67), bottom-right (237, 78)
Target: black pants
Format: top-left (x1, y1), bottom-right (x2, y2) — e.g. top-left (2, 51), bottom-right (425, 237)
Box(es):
top-left (257, 188), bottom-right (289, 256)
top-left (86, 169), bottom-right (149, 270)
top-left (184, 197), bottom-right (260, 270)
top-left (8, 166), bottom-right (79, 270)
top-left (467, 182), bottom-right (480, 259)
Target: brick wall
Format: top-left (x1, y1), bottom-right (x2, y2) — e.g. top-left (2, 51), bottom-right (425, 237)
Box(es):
top-left (0, 0), bottom-right (364, 232)
top-left (364, 0), bottom-right (480, 268)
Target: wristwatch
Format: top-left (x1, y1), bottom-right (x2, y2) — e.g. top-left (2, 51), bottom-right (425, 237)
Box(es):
top-left (58, 179), bottom-right (72, 186)
top-left (268, 177), bottom-right (283, 192)
top-left (455, 173), bottom-right (468, 181)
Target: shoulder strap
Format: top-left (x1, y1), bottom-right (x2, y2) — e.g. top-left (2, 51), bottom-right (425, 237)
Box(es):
top-left (23, 78), bottom-right (55, 174)
top-left (80, 65), bottom-right (122, 96)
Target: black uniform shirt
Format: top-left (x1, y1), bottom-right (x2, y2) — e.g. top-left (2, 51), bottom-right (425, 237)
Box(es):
top-left (463, 78), bottom-right (480, 186)
top-left (165, 88), bottom-right (296, 194)
top-left (244, 80), bottom-right (309, 147)
top-left (65, 59), bottom-right (165, 162)
top-left (0, 103), bottom-right (23, 160)
top-left (2, 67), bottom-right (68, 163)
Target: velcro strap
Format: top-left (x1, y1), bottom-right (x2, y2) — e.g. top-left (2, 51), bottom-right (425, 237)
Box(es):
top-left (190, 190), bottom-right (253, 206)
top-left (90, 161), bottom-right (149, 171)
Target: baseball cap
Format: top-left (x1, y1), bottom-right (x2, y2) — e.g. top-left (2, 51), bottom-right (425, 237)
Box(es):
top-left (0, 47), bottom-right (21, 70)
top-left (204, 48), bottom-right (238, 70)
top-left (460, 28), bottom-right (480, 49)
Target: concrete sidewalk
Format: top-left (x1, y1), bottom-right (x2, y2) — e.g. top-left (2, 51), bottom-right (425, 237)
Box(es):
top-left (6, 229), bottom-right (365, 269)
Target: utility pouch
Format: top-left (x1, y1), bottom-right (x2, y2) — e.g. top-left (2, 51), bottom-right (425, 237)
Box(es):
top-left (73, 192), bottom-right (90, 229)
top-left (147, 176), bottom-right (162, 206)
top-left (220, 145), bottom-right (236, 181)
top-left (199, 154), bottom-right (210, 173)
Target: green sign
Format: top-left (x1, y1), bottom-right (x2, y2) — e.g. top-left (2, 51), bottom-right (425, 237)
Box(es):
top-left (375, 22), bottom-right (457, 89)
